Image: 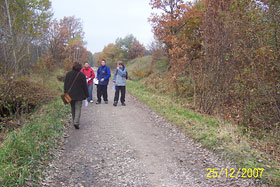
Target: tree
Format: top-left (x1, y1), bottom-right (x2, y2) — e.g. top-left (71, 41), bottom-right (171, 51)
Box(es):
top-left (128, 41), bottom-right (146, 59)
top-left (149, 0), bottom-right (280, 131)
top-left (58, 16), bottom-right (84, 45)
top-left (97, 43), bottom-right (119, 68)
top-left (115, 34), bottom-right (137, 52)
top-left (149, 0), bottom-right (189, 69)
top-left (148, 39), bottom-right (166, 59)
top-left (4, 0), bottom-right (17, 75)
top-left (0, 0), bottom-right (52, 75)
top-left (62, 38), bottom-right (90, 70)
top-left (46, 16), bottom-right (89, 69)
top-left (115, 34), bottom-right (141, 60)
top-left (92, 52), bottom-right (100, 67)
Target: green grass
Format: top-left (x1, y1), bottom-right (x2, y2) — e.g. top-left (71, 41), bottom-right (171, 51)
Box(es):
top-left (125, 56), bottom-right (169, 83)
top-left (0, 98), bottom-right (70, 186)
top-left (0, 70), bottom-right (70, 186)
top-left (125, 56), bottom-right (153, 72)
top-left (125, 56), bottom-right (168, 74)
top-left (29, 69), bottom-right (65, 92)
top-left (127, 80), bottom-right (280, 186)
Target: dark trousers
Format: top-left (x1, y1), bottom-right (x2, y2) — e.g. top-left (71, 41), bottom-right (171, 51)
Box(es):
top-left (70, 100), bottom-right (82, 126)
top-left (97, 84), bottom-right (108, 102)
top-left (114, 86), bottom-right (126, 104)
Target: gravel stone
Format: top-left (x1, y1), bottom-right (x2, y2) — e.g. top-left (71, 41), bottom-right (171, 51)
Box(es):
top-left (41, 86), bottom-right (265, 187)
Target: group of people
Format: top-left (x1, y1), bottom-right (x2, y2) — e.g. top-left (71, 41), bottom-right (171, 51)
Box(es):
top-left (64, 59), bottom-right (127, 129)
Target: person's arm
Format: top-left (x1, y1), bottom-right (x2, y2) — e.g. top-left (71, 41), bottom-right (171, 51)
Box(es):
top-left (117, 68), bottom-right (126, 77)
top-left (96, 67), bottom-right (100, 80)
top-left (113, 70), bottom-right (117, 83)
top-left (103, 67), bottom-right (111, 80)
top-left (81, 74), bottom-right (89, 98)
top-left (64, 72), bottom-right (70, 93)
top-left (90, 68), bottom-right (95, 79)
top-left (81, 68), bottom-right (87, 78)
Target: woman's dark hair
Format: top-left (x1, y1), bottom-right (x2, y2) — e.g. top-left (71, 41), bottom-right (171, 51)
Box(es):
top-left (118, 61), bottom-right (125, 70)
top-left (72, 62), bottom-right (82, 71)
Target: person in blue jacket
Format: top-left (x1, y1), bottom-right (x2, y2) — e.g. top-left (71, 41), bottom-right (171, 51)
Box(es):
top-left (113, 62), bottom-right (127, 106)
top-left (96, 59), bottom-right (111, 104)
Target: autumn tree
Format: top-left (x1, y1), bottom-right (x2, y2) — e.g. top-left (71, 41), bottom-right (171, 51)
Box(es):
top-left (149, 0), bottom-right (280, 131)
top-left (62, 38), bottom-right (91, 70)
top-left (98, 34), bottom-right (146, 67)
top-left (150, 0), bottom-right (205, 99)
top-left (46, 16), bottom-right (85, 67)
top-left (115, 34), bottom-right (145, 60)
top-left (149, 0), bottom-right (189, 69)
top-left (0, 0), bottom-right (52, 75)
top-left (128, 41), bottom-right (146, 59)
top-left (97, 43), bottom-right (121, 68)
top-left (148, 39), bottom-right (166, 60)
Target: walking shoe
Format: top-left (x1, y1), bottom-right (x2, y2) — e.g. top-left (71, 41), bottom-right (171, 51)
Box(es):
top-left (90, 100), bottom-right (94, 103)
top-left (104, 101), bottom-right (108, 104)
top-left (74, 125), bottom-right (80, 129)
top-left (96, 101), bottom-right (101, 104)
top-left (113, 102), bottom-right (117, 106)
top-left (121, 103), bottom-right (126, 106)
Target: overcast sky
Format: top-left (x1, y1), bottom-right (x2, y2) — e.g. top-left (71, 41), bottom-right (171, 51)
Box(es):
top-left (51, 0), bottom-right (154, 53)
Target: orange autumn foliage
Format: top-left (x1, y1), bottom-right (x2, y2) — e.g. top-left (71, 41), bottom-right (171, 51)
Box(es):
top-left (149, 0), bottom-right (280, 132)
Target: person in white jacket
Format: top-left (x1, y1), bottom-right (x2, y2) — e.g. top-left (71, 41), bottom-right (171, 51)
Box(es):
top-left (113, 62), bottom-right (127, 106)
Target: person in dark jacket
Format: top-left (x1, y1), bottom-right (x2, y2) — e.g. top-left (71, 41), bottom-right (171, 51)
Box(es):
top-left (64, 62), bottom-right (89, 129)
top-left (113, 62), bottom-right (127, 106)
top-left (96, 59), bottom-right (111, 104)
top-left (81, 62), bottom-right (95, 103)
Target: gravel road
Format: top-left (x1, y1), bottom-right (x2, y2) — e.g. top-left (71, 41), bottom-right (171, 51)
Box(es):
top-left (41, 83), bottom-right (262, 187)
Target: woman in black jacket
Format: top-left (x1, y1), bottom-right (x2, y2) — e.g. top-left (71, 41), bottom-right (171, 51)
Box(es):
top-left (64, 62), bottom-right (89, 129)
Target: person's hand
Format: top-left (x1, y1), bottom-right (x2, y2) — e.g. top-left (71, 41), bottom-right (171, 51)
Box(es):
top-left (117, 67), bottom-right (119, 69)
top-left (101, 78), bottom-right (104, 82)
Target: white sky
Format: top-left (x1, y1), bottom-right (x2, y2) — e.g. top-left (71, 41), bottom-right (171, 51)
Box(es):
top-left (51, 0), bottom-right (154, 53)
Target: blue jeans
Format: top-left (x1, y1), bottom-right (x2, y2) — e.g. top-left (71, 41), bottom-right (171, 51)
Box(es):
top-left (88, 83), bottom-right (93, 101)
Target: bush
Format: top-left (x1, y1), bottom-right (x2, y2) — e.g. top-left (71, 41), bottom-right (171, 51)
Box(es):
top-left (0, 77), bottom-right (57, 131)
top-left (132, 68), bottom-right (153, 80)
top-left (57, 75), bottom-right (66, 82)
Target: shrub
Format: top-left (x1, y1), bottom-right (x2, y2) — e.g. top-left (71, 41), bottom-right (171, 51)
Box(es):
top-left (0, 77), bottom-right (57, 131)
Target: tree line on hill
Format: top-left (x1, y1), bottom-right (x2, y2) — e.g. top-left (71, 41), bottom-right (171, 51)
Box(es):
top-left (96, 34), bottom-right (149, 68)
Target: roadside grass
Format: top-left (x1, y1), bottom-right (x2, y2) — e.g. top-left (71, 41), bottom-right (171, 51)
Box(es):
top-left (0, 70), bottom-right (70, 186)
top-left (29, 69), bottom-right (65, 92)
top-left (127, 80), bottom-right (280, 186)
top-left (125, 56), bottom-right (153, 73)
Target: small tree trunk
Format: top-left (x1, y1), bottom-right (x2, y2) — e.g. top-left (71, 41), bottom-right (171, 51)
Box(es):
top-left (5, 0), bottom-right (18, 75)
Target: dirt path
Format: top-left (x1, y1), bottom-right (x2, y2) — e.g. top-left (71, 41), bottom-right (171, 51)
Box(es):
top-left (42, 83), bottom-right (259, 187)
